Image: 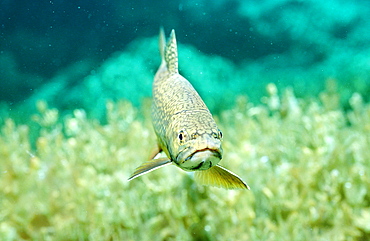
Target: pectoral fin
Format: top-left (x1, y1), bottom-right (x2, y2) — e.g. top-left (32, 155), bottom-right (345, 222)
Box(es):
top-left (128, 157), bottom-right (171, 181)
top-left (194, 165), bottom-right (250, 190)
top-left (148, 144), bottom-right (162, 160)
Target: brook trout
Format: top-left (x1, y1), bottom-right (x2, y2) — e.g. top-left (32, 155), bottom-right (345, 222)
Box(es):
top-left (128, 29), bottom-right (249, 189)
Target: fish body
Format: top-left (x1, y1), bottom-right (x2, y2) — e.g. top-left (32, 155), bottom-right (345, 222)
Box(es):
top-left (128, 29), bottom-right (249, 190)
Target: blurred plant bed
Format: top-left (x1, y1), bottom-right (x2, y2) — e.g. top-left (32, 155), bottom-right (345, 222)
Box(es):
top-left (0, 82), bottom-right (369, 240)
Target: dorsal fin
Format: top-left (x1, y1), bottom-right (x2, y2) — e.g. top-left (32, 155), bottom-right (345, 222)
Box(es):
top-left (164, 29), bottom-right (178, 74)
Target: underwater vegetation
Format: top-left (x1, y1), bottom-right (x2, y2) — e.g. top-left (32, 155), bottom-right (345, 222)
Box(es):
top-left (1, 81), bottom-right (369, 240)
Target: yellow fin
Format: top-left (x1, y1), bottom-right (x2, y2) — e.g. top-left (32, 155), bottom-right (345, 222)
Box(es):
top-left (194, 165), bottom-right (250, 190)
top-left (128, 157), bottom-right (171, 181)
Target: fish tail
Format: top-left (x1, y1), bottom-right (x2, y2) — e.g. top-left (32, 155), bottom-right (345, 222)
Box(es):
top-left (164, 29), bottom-right (178, 74)
top-left (159, 27), bottom-right (166, 65)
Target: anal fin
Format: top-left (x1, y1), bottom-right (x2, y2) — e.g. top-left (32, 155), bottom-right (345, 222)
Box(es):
top-left (194, 165), bottom-right (250, 190)
top-left (128, 157), bottom-right (171, 181)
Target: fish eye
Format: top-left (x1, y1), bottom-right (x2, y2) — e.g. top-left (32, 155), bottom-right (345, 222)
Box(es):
top-left (179, 133), bottom-right (183, 141)
top-left (178, 130), bottom-right (187, 144)
top-left (212, 130), bottom-right (223, 139)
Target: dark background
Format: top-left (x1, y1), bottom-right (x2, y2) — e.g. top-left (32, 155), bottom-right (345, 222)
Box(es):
top-left (1, 0), bottom-right (369, 110)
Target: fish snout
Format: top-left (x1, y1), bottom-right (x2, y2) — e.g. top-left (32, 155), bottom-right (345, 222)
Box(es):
top-left (180, 149), bottom-right (221, 171)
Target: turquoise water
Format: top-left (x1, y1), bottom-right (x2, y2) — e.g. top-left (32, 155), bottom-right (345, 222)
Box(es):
top-left (1, 0), bottom-right (369, 119)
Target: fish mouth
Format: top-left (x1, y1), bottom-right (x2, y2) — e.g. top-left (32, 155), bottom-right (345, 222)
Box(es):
top-left (185, 148), bottom-right (221, 162)
top-left (179, 148), bottom-right (222, 171)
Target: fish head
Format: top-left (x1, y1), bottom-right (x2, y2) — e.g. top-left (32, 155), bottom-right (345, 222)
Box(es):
top-left (173, 129), bottom-right (223, 171)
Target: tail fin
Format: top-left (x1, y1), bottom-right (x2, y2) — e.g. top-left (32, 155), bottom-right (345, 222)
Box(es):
top-left (159, 27), bottom-right (166, 65)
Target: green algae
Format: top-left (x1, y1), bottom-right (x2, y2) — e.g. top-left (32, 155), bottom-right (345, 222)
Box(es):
top-left (1, 84), bottom-right (370, 241)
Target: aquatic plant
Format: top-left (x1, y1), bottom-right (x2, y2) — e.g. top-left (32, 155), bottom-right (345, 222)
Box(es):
top-left (0, 82), bottom-right (369, 240)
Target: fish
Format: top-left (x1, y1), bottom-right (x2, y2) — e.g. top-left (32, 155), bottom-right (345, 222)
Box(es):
top-left (128, 28), bottom-right (250, 190)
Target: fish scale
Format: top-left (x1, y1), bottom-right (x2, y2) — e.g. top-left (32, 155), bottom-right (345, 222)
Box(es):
top-left (128, 28), bottom-right (249, 190)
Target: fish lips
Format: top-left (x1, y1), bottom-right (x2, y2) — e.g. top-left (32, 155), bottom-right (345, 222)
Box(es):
top-left (177, 148), bottom-right (222, 171)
